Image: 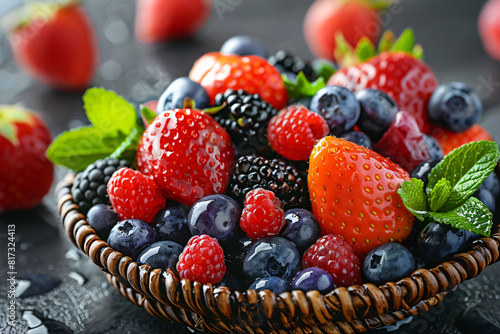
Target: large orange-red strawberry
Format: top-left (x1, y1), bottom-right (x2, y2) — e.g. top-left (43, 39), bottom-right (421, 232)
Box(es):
top-left (8, 1), bottom-right (99, 91)
top-left (327, 30), bottom-right (437, 133)
top-left (304, 0), bottom-right (382, 60)
top-left (136, 108), bottom-right (234, 206)
top-left (0, 105), bottom-right (54, 211)
top-left (135, 0), bottom-right (212, 43)
top-left (308, 136), bottom-right (414, 257)
top-left (189, 52), bottom-right (288, 110)
top-left (430, 124), bottom-right (494, 155)
top-left (479, 0), bottom-right (500, 62)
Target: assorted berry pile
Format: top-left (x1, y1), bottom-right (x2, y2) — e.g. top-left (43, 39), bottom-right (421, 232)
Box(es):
top-left (48, 29), bottom-right (500, 296)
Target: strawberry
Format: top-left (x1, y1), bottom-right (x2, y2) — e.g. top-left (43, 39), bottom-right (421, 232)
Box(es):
top-left (327, 30), bottom-right (438, 133)
top-left (479, 0), bottom-right (500, 62)
top-left (136, 108), bottom-right (234, 207)
top-left (308, 136), bottom-right (414, 257)
top-left (135, 0), bottom-right (212, 44)
top-left (430, 124), bottom-right (494, 156)
top-left (8, 1), bottom-right (99, 91)
top-left (189, 52), bottom-right (288, 110)
top-left (0, 105), bottom-right (54, 211)
top-left (304, 0), bottom-right (382, 60)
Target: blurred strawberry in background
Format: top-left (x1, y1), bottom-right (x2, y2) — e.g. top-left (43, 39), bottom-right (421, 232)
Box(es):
top-left (135, 0), bottom-right (212, 43)
top-left (479, 0), bottom-right (500, 62)
top-left (304, 0), bottom-right (384, 60)
top-left (8, 1), bottom-right (99, 91)
top-left (0, 106), bottom-right (54, 211)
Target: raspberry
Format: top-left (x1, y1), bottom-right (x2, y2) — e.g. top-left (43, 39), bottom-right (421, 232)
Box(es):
top-left (302, 235), bottom-right (362, 287)
top-left (107, 167), bottom-right (165, 223)
top-left (267, 105), bottom-right (329, 161)
top-left (240, 189), bottom-right (285, 239)
top-left (176, 235), bottom-right (226, 284)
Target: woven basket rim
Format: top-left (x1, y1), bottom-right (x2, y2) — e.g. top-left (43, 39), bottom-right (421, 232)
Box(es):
top-left (56, 172), bottom-right (500, 332)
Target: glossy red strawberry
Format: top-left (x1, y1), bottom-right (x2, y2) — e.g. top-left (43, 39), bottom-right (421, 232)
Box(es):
top-left (0, 106), bottom-right (54, 211)
top-left (135, 0), bottom-right (211, 43)
top-left (308, 136), bottom-right (414, 257)
top-left (136, 108), bottom-right (234, 207)
top-left (189, 52), bottom-right (288, 110)
top-left (479, 0), bottom-right (500, 62)
top-left (328, 51), bottom-right (438, 133)
top-left (430, 124), bottom-right (494, 156)
top-left (9, 2), bottom-right (99, 91)
top-left (304, 0), bottom-right (381, 60)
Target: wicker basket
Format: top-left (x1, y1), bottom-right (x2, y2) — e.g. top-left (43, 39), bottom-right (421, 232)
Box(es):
top-left (56, 173), bottom-right (500, 334)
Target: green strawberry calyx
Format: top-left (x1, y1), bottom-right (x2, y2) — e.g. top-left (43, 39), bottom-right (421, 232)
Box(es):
top-left (334, 28), bottom-right (424, 68)
top-left (282, 72), bottom-right (326, 101)
top-left (47, 87), bottom-right (143, 172)
top-left (5, 0), bottom-right (82, 32)
top-left (398, 141), bottom-right (500, 237)
top-left (0, 105), bottom-right (36, 146)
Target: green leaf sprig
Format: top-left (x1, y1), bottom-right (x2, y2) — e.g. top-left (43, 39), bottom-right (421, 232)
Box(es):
top-left (47, 88), bottom-right (145, 171)
top-left (282, 72), bottom-right (326, 100)
top-left (397, 141), bottom-right (499, 237)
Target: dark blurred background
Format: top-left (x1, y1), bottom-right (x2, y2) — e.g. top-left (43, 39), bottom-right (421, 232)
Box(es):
top-left (0, 0), bottom-right (500, 333)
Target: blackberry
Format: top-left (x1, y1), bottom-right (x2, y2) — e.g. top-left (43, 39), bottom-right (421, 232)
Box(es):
top-left (268, 50), bottom-right (317, 82)
top-left (214, 89), bottom-right (277, 155)
top-left (72, 158), bottom-right (130, 215)
top-left (229, 155), bottom-right (310, 209)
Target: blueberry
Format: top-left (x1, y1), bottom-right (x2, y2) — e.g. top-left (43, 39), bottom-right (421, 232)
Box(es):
top-left (249, 276), bottom-right (289, 295)
top-left (310, 86), bottom-right (360, 135)
top-left (215, 272), bottom-right (242, 291)
top-left (281, 209), bottom-right (321, 254)
top-left (474, 188), bottom-right (496, 214)
top-left (243, 236), bottom-right (301, 282)
top-left (137, 241), bottom-right (183, 271)
top-left (157, 77), bottom-right (209, 113)
top-left (463, 230), bottom-right (482, 244)
top-left (410, 159), bottom-right (441, 188)
top-left (152, 205), bottom-right (191, 246)
top-left (291, 268), bottom-right (335, 294)
top-left (188, 195), bottom-right (242, 244)
top-left (339, 130), bottom-right (373, 150)
top-left (422, 134), bottom-right (444, 160)
top-left (363, 243), bottom-right (416, 286)
top-left (224, 235), bottom-right (254, 269)
top-left (415, 222), bottom-right (467, 265)
top-left (481, 172), bottom-right (500, 198)
top-left (87, 204), bottom-right (119, 239)
top-left (108, 219), bottom-right (156, 259)
top-left (355, 88), bottom-right (398, 142)
top-left (220, 35), bottom-right (267, 58)
top-left (402, 227), bottom-right (419, 250)
top-left (428, 82), bottom-right (483, 132)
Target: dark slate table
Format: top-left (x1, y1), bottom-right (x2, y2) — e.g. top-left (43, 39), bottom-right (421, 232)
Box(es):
top-left (1, 0), bottom-right (500, 333)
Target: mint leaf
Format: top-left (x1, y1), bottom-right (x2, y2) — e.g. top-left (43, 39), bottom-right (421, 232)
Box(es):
top-left (109, 127), bottom-right (141, 160)
top-left (428, 178), bottom-right (451, 212)
top-left (141, 107), bottom-right (157, 125)
top-left (47, 126), bottom-right (126, 171)
top-left (282, 72), bottom-right (325, 99)
top-left (390, 28), bottom-right (415, 53)
top-left (397, 178), bottom-right (428, 220)
top-left (427, 141), bottom-right (500, 211)
top-left (83, 88), bottom-right (136, 135)
top-left (427, 197), bottom-right (493, 237)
